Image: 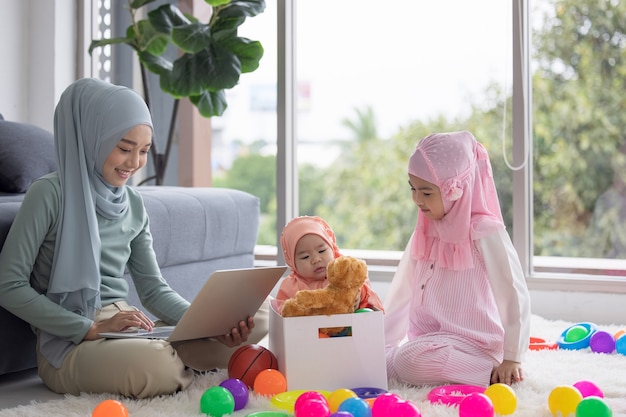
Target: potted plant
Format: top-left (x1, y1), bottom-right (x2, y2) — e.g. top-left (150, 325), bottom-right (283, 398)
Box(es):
top-left (89, 0), bottom-right (266, 185)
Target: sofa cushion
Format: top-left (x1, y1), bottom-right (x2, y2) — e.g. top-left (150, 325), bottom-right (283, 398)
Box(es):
top-left (0, 114), bottom-right (57, 193)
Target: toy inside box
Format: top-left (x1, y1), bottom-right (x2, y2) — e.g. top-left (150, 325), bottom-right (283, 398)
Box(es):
top-left (269, 299), bottom-right (388, 392)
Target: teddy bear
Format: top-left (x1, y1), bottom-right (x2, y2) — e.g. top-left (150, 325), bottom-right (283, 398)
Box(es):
top-left (281, 255), bottom-right (368, 319)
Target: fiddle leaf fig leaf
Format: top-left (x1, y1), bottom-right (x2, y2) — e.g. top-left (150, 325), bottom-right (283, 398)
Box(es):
top-left (218, 0), bottom-right (266, 19)
top-left (171, 22), bottom-right (212, 53)
top-left (138, 50), bottom-right (173, 75)
top-left (190, 90), bottom-right (228, 117)
top-left (132, 20), bottom-right (169, 54)
top-left (148, 4), bottom-right (191, 34)
top-left (223, 37), bottom-right (263, 73)
top-left (88, 37), bottom-right (132, 55)
top-left (130, 0), bottom-right (157, 8)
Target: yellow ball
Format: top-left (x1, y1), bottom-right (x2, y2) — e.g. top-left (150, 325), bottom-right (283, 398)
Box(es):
top-left (548, 385), bottom-right (583, 417)
top-left (484, 383), bottom-right (517, 415)
top-left (328, 388), bottom-right (358, 413)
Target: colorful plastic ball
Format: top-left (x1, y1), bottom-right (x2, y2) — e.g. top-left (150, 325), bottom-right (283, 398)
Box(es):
top-left (355, 308), bottom-right (374, 313)
top-left (388, 399), bottom-right (422, 417)
top-left (484, 383), bottom-right (517, 415)
top-left (330, 413), bottom-right (355, 417)
top-left (254, 369), bottom-right (287, 397)
top-left (294, 398), bottom-right (331, 417)
top-left (573, 380), bottom-right (604, 398)
top-left (337, 397), bottom-right (371, 417)
top-left (92, 399), bottom-right (129, 417)
top-left (458, 393), bottom-right (494, 417)
top-left (371, 392), bottom-right (402, 417)
top-left (565, 325), bottom-right (590, 342)
top-left (219, 378), bottom-right (249, 410)
top-left (328, 388), bottom-right (358, 412)
top-left (615, 329), bottom-right (626, 340)
top-left (200, 386), bottom-right (235, 417)
top-left (590, 330), bottom-right (616, 353)
top-left (294, 391), bottom-right (329, 413)
top-left (548, 385), bottom-right (583, 417)
top-left (615, 333), bottom-right (626, 355)
top-left (576, 396), bottom-right (613, 417)
top-left (246, 413), bottom-right (291, 417)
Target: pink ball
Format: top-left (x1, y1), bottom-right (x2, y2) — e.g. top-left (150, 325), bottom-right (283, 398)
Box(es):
top-left (294, 398), bottom-right (330, 417)
top-left (459, 393), bottom-right (494, 417)
top-left (389, 399), bottom-right (422, 417)
top-left (573, 380), bottom-right (604, 398)
top-left (371, 392), bottom-right (402, 417)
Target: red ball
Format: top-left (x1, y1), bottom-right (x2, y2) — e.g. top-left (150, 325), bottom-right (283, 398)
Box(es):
top-left (227, 344), bottom-right (279, 388)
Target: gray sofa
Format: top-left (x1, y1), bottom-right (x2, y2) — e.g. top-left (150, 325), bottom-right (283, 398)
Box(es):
top-left (0, 116), bottom-right (260, 377)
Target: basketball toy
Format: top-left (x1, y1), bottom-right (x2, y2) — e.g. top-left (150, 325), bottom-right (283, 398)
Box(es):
top-left (228, 344), bottom-right (279, 388)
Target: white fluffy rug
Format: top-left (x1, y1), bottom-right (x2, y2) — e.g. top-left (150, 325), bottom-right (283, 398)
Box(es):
top-left (1, 315), bottom-right (625, 417)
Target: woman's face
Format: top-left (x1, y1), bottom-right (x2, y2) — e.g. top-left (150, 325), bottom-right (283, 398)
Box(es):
top-left (409, 174), bottom-right (445, 220)
top-left (102, 124), bottom-right (152, 187)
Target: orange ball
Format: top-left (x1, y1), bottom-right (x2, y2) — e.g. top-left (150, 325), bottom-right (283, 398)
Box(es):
top-left (92, 400), bottom-right (128, 417)
top-left (253, 368), bottom-right (287, 397)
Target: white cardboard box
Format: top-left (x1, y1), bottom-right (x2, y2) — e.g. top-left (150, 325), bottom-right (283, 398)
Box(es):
top-left (269, 300), bottom-right (388, 391)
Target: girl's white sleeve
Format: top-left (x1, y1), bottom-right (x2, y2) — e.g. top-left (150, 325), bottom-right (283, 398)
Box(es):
top-left (383, 233), bottom-right (416, 350)
top-left (477, 228), bottom-right (531, 362)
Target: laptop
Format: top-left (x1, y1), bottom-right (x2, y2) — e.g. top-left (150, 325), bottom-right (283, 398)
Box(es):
top-left (98, 266), bottom-right (287, 341)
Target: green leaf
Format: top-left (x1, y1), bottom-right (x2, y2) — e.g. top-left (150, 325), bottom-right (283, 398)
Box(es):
top-left (138, 50), bottom-right (173, 75)
top-left (197, 42), bottom-right (241, 90)
top-left (218, 0), bottom-right (266, 19)
top-left (211, 16), bottom-right (246, 40)
top-left (130, 0), bottom-right (157, 8)
top-left (166, 54), bottom-right (209, 96)
top-left (132, 20), bottom-right (169, 54)
top-left (88, 37), bottom-right (132, 55)
top-left (171, 22), bottom-right (212, 53)
top-left (206, 0), bottom-right (231, 7)
top-left (148, 4), bottom-right (190, 35)
top-left (190, 90), bottom-right (228, 117)
top-left (222, 37), bottom-right (263, 73)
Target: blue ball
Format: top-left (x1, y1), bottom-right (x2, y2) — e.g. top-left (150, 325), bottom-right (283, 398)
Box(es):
top-left (338, 397), bottom-right (371, 417)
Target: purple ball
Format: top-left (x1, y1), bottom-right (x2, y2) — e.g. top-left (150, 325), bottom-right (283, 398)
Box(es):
top-left (219, 378), bottom-right (249, 410)
top-left (330, 413), bottom-right (355, 417)
top-left (589, 330), bottom-right (616, 354)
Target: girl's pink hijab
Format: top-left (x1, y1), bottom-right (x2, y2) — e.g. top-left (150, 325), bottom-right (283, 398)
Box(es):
top-left (280, 216), bottom-right (342, 277)
top-left (408, 131), bottom-right (504, 270)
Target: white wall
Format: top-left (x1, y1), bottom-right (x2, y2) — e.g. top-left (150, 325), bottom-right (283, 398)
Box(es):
top-left (0, 0), bottom-right (79, 131)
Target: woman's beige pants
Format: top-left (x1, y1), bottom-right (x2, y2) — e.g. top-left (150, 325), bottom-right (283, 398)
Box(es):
top-left (37, 300), bottom-right (269, 398)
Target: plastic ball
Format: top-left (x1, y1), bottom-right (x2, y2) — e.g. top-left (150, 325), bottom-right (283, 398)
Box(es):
top-left (615, 333), bottom-right (626, 355)
top-left (484, 383), bottom-right (517, 415)
top-left (200, 386), bottom-right (235, 417)
top-left (565, 325), bottom-right (590, 342)
top-left (573, 380), bottom-right (604, 398)
top-left (330, 413), bottom-right (355, 417)
top-left (92, 399), bottom-right (129, 417)
top-left (458, 393), bottom-right (494, 417)
top-left (227, 344), bottom-right (279, 388)
top-left (590, 330), bottom-right (616, 353)
top-left (219, 378), bottom-right (249, 410)
top-left (328, 388), bottom-right (358, 412)
top-left (355, 308), bottom-right (374, 313)
top-left (576, 396), bottom-right (613, 417)
top-left (548, 385), bottom-right (583, 417)
top-left (615, 329), bottom-right (626, 340)
top-left (294, 398), bottom-right (331, 417)
top-left (254, 368), bottom-right (287, 397)
top-left (337, 397), bottom-right (371, 417)
top-left (246, 413), bottom-right (290, 417)
top-left (388, 399), bottom-right (422, 417)
top-left (294, 391), bottom-right (329, 413)
top-left (371, 393), bottom-right (402, 417)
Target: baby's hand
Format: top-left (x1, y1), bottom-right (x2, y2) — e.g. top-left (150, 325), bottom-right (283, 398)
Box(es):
top-left (491, 360), bottom-right (523, 385)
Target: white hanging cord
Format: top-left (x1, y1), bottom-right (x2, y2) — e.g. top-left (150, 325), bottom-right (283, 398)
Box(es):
top-left (502, 0), bottom-right (530, 171)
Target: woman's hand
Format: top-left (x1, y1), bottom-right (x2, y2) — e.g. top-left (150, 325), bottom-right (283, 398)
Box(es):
top-left (84, 310), bottom-right (154, 341)
top-left (214, 316), bottom-right (255, 347)
top-left (491, 359), bottom-right (524, 385)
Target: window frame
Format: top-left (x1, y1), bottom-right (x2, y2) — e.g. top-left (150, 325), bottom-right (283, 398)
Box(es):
top-left (273, 0), bottom-right (626, 294)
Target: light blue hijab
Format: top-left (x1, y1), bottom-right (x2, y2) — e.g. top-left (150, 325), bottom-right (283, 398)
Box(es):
top-left (41, 78), bottom-right (153, 367)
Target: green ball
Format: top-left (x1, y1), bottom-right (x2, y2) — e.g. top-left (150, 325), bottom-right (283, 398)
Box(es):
top-left (565, 325), bottom-right (589, 342)
top-left (355, 308), bottom-right (374, 313)
top-left (200, 386), bottom-right (235, 417)
top-left (576, 396), bottom-right (612, 417)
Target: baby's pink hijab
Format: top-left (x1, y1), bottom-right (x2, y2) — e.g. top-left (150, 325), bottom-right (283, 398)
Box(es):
top-left (408, 131), bottom-right (504, 270)
top-left (280, 216), bottom-right (342, 277)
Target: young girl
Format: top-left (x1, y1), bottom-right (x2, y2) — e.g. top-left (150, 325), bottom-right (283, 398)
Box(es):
top-left (384, 131), bottom-right (530, 387)
top-left (0, 78), bottom-right (263, 398)
top-left (275, 216), bottom-right (384, 314)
